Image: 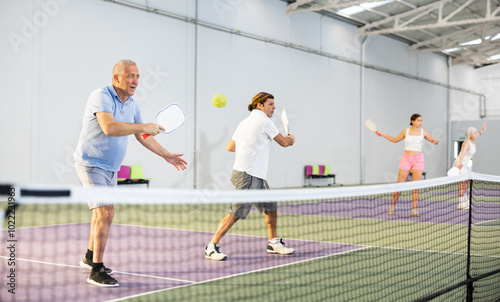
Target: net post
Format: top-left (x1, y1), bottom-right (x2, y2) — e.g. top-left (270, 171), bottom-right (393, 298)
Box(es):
top-left (0, 185), bottom-right (15, 243)
top-left (465, 179), bottom-right (474, 302)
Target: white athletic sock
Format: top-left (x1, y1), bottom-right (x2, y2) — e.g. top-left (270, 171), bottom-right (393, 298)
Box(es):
top-left (269, 238), bottom-right (280, 244)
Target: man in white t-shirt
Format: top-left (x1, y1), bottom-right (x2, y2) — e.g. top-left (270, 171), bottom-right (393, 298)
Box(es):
top-left (205, 92), bottom-right (296, 261)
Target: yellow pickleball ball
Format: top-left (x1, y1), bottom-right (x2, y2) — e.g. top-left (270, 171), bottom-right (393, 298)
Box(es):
top-left (212, 93), bottom-right (227, 108)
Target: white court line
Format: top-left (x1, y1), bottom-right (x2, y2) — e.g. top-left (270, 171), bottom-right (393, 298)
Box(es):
top-left (106, 245), bottom-right (372, 302)
top-left (2, 223), bottom-right (369, 285)
top-left (14, 222), bottom-right (500, 258)
top-left (1, 222), bottom-right (374, 301)
top-left (473, 218), bottom-right (500, 227)
top-left (11, 222), bottom-right (500, 256)
top-left (7, 221), bottom-right (499, 301)
top-left (0, 256), bottom-right (195, 284)
top-left (370, 245), bottom-right (500, 259)
top-left (0, 256), bottom-right (83, 269)
top-left (112, 223), bottom-right (368, 245)
top-left (278, 200), bottom-right (500, 227)
top-left (7, 221), bottom-right (88, 230)
top-left (107, 242), bottom-right (499, 302)
top-left (107, 224), bottom-right (500, 301)
top-left (474, 221), bottom-right (500, 227)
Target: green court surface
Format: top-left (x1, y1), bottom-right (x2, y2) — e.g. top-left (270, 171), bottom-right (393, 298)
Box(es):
top-left (3, 200), bottom-right (499, 301)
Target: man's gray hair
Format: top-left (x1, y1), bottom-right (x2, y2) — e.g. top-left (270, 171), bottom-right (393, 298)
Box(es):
top-left (113, 59), bottom-right (136, 76)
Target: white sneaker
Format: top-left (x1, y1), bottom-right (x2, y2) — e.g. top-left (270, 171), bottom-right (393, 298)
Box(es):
top-left (205, 243), bottom-right (227, 261)
top-left (457, 196), bottom-right (469, 210)
top-left (266, 238), bottom-right (295, 255)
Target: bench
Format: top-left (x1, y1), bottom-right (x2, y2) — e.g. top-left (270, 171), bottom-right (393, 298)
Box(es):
top-left (304, 165), bottom-right (337, 187)
top-left (117, 165), bottom-right (151, 188)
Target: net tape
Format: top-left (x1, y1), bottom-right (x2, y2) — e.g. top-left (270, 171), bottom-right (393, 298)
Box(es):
top-left (2, 173), bottom-right (500, 301)
top-left (12, 172), bottom-right (500, 205)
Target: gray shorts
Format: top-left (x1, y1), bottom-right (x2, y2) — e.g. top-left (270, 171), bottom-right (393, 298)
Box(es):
top-left (229, 170), bottom-right (277, 219)
top-left (75, 163), bottom-right (117, 210)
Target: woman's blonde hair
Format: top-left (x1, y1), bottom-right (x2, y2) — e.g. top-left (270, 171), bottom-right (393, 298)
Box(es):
top-left (465, 127), bottom-right (477, 141)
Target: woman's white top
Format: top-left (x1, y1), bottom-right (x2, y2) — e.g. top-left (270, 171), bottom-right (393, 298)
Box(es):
top-left (453, 141), bottom-right (476, 172)
top-left (404, 128), bottom-right (424, 152)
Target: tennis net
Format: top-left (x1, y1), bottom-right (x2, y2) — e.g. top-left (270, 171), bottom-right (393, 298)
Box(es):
top-left (1, 172), bottom-right (500, 301)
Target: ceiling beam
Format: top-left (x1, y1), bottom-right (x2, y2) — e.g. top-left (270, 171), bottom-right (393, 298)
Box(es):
top-left (357, 0), bottom-right (500, 37)
top-left (284, 0), bottom-right (500, 66)
top-left (452, 49), bottom-right (500, 66)
top-left (286, 0), bottom-right (385, 16)
top-left (409, 23), bottom-right (500, 52)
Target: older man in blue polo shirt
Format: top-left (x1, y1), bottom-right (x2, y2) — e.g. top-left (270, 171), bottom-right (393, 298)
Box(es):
top-left (74, 59), bottom-right (187, 287)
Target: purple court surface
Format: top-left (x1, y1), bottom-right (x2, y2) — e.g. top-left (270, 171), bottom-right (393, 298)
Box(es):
top-left (278, 199), bottom-right (500, 225)
top-left (1, 199), bottom-right (498, 301)
top-left (0, 223), bottom-right (364, 302)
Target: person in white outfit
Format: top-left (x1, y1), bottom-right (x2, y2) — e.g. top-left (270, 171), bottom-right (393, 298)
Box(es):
top-left (204, 92), bottom-right (296, 261)
top-left (453, 123), bottom-right (487, 210)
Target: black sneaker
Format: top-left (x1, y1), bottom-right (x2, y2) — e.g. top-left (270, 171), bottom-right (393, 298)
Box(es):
top-left (87, 268), bottom-right (119, 287)
top-left (79, 258), bottom-right (113, 275)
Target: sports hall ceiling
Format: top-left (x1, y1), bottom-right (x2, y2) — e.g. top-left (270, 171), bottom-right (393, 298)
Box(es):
top-left (284, 0), bottom-right (500, 67)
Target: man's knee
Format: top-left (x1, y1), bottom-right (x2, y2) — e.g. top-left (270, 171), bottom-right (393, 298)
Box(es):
top-left (226, 214), bottom-right (239, 223)
top-left (94, 205), bottom-right (114, 224)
